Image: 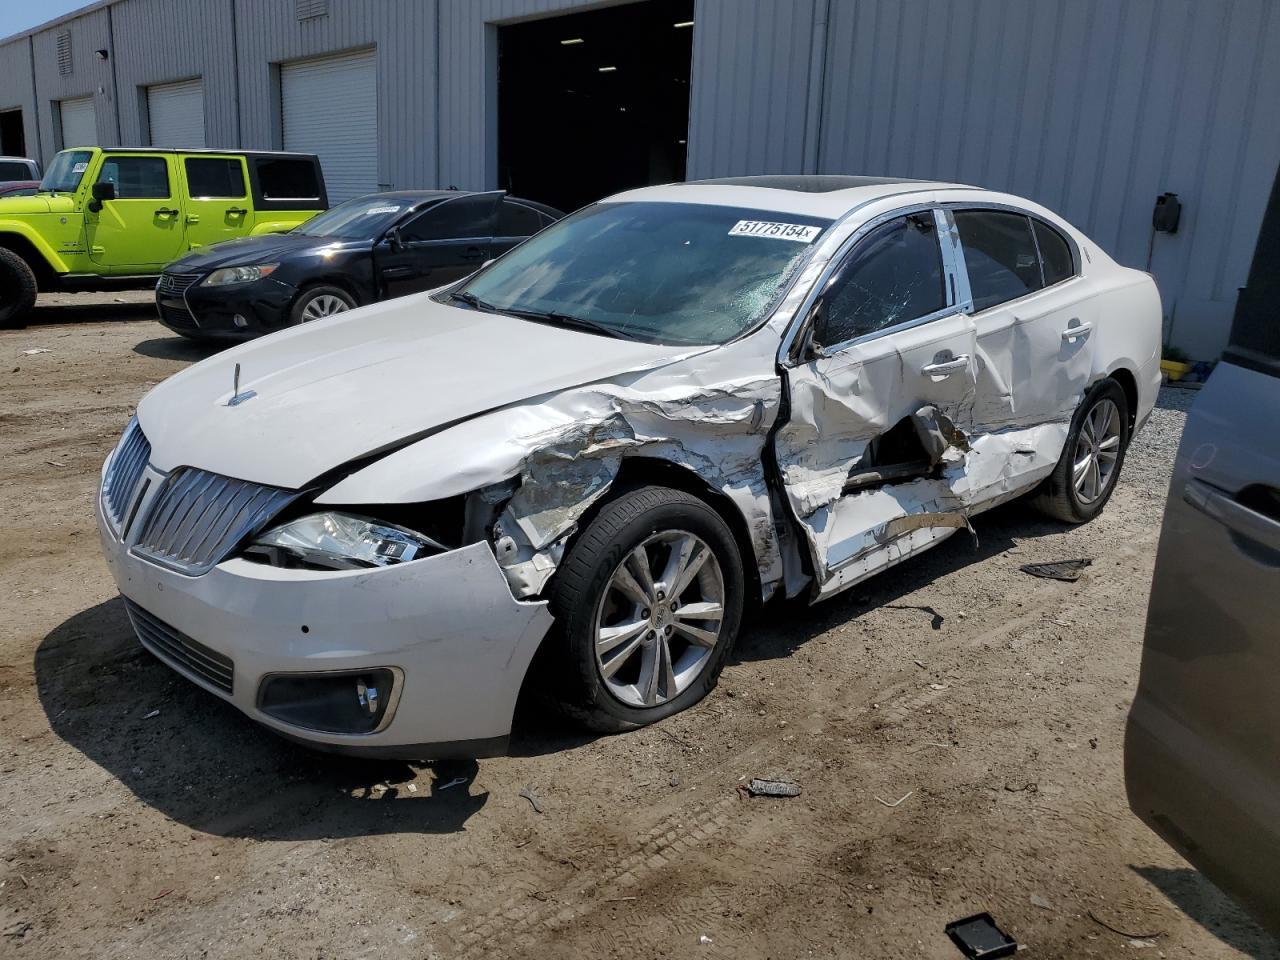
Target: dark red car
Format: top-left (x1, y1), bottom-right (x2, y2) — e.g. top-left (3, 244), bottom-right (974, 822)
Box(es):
top-left (0, 180), bottom-right (39, 197)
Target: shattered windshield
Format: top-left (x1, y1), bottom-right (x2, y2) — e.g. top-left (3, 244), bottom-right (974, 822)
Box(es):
top-left (455, 201), bottom-right (832, 345)
top-left (38, 150), bottom-right (93, 193)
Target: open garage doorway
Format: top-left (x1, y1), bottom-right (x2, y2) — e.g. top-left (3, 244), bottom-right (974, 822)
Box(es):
top-left (498, 0), bottom-right (694, 213)
top-left (0, 109), bottom-right (25, 158)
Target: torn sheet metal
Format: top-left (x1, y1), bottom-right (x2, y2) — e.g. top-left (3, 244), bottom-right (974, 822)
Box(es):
top-left (318, 337), bottom-right (792, 601)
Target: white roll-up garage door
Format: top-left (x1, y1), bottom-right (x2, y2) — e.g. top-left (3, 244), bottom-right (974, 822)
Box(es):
top-left (281, 49), bottom-right (377, 203)
top-left (147, 79), bottom-right (205, 148)
top-left (59, 96), bottom-right (97, 148)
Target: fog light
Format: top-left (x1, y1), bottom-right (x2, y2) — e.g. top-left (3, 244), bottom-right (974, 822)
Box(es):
top-left (258, 668), bottom-right (398, 734)
top-left (233, 314), bottom-right (248, 328)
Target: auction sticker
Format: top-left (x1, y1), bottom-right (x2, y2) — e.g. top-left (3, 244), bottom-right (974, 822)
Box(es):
top-left (365, 205), bottom-right (401, 215)
top-left (729, 220), bottom-right (821, 243)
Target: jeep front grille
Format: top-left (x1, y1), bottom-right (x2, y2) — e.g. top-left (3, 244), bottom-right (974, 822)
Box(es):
top-left (133, 467), bottom-right (300, 576)
top-left (102, 418), bottom-right (151, 531)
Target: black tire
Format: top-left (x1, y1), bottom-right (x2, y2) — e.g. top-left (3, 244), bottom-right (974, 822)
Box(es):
top-left (288, 285), bottom-right (355, 326)
top-left (1031, 378), bottom-right (1131, 523)
top-left (0, 248), bottom-right (38, 329)
top-left (545, 485), bottom-right (746, 733)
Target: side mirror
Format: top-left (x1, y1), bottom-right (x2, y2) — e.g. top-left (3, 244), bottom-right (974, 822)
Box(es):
top-left (87, 180), bottom-right (115, 213)
top-left (387, 225), bottom-right (404, 252)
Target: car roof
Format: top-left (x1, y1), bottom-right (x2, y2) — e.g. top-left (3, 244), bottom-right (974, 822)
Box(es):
top-left (608, 174), bottom-right (979, 218)
top-left (59, 146), bottom-right (320, 160)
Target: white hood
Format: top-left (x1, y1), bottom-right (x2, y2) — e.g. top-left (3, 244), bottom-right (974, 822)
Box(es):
top-left (137, 293), bottom-right (706, 490)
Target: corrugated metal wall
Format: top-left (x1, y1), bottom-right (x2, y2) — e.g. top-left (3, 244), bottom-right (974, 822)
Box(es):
top-left (111, 0), bottom-right (237, 148)
top-left (27, 6), bottom-right (116, 155)
top-left (1, 0), bottom-right (1277, 355)
top-left (232, 0), bottom-right (437, 193)
top-left (814, 0), bottom-right (1280, 358)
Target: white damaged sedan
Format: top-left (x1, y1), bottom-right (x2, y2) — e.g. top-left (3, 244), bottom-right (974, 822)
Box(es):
top-left (97, 175), bottom-right (1161, 757)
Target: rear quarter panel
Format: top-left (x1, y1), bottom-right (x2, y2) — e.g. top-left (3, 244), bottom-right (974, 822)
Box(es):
top-left (1087, 262), bottom-right (1162, 427)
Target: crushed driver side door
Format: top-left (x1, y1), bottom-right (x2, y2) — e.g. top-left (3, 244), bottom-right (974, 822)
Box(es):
top-left (774, 207), bottom-right (987, 599)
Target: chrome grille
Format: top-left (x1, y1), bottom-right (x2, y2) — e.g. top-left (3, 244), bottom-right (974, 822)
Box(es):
top-left (124, 599), bottom-right (234, 694)
top-left (157, 272), bottom-right (201, 296)
top-left (102, 418), bottom-right (151, 530)
top-left (133, 468), bottom-right (299, 576)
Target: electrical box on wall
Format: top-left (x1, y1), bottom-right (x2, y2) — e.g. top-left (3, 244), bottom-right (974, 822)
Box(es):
top-left (1153, 192), bottom-right (1182, 233)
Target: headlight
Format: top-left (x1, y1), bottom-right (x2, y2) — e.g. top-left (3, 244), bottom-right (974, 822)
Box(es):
top-left (248, 512), bottom-right (445, 570)
top-left (202, 263), bottom-right (279, 286)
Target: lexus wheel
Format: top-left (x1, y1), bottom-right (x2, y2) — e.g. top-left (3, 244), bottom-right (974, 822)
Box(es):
top-left (290, 285), bottom-right (355, 325)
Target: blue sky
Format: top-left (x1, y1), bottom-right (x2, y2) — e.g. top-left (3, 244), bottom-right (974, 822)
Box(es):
top-left (0, 0), bottom-right (91, 40)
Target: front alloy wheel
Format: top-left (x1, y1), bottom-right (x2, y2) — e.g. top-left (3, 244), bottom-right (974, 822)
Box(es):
top-left (545, 485), bottom-right (745, 732)
top-left (594, 530), bottom-right (726, 708)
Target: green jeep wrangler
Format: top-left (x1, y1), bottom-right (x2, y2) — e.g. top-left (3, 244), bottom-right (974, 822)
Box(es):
top-left (0, 146), bottom-right (328, 327)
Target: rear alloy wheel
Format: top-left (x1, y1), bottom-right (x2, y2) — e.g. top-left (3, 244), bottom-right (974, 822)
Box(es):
top-left (0, 248), bottom-right (38, 329)
top-left (546, 486), bottom-right (745, 732)
top-left (290, 285), bottom-right (355, 325)
top-left (1032, 378), bottom-right (1131, 523)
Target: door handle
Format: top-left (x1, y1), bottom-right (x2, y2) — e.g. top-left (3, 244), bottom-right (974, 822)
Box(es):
top-left (1183, 478), bottom-right (1280, 554)
top-left (461, 245), bottom-right (486, 261)
top-left (226, 207), bottom-right (247, 216)
top-left (921, 355), bottom-right (970, 377)
top-left (155, 207), bottom-right (180, 218)
top-left (381, 266), bottom-right (415, 280)
top-left (1061, 320), bottom-right (1092, 341)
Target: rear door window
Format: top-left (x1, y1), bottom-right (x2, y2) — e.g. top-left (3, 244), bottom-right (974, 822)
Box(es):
top-left (402, 195), bottom-right (498, 242)
top-left (184, 157), bottom-right (246, 198)
top-left (955, 210), bottom-right (1044, 311)
top-left (815, 212), bottom-right (947, 348)
top-left (1033, 219), bottom-right (1075, 286)
top-left (98, 155), bottom-right (170, 199)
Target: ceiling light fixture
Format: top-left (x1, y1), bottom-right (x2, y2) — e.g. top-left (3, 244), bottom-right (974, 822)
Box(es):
top-left (560, 37), bottom-right (584, 45)
top-left (673, 20), bottom-right (694, 28)
top-left (598, 65), bottom-right (617, 72)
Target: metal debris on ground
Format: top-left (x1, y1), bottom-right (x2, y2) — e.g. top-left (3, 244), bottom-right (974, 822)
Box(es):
top-left (437, 776), bottom-right (468, 791)
top-left (142, 709), bottom-right (160, 719)
top-left (519, 785), bottom-right (544, 813)
top-left (1019, 558), bottom-right (1093, 582)
top-left (944, 912), bottom-right (1017, 959)
top-left (875, 791), bottom-right (914, 808)
top-left (699, 934), bottom-right (714, 945)
top-left (20, 348), bottom-right (50, 356)
top-left (745, 778), bottom-right (802, 798)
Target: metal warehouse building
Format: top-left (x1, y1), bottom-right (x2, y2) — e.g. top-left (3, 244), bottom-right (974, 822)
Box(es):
top-left (1, 0), bottom-right (1277, 359)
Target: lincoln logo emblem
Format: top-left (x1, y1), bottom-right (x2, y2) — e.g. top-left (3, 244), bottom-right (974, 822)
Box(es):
top-left (227, 363), bottom-right (257, 407)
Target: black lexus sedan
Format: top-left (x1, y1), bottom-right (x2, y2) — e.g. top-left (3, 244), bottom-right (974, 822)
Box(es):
top-left (155, 190), bottom-right (563, 340)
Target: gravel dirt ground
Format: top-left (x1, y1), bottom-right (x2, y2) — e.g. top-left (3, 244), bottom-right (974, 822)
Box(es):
top-left (2, 292), bottom-right (1277, 960)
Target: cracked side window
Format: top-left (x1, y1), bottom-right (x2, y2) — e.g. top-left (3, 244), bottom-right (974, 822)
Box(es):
top-left (814, 213), bottom-right (945, 349)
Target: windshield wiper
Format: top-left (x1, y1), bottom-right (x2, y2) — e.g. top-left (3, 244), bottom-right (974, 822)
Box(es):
top-left (448, 290), bottom-right (501, 312)
top-left (504, 307), bottom-right (645, 342)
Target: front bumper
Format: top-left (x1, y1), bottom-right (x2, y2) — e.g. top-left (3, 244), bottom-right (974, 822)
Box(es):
top-left (96, 468), bottom-right (553, 758)
top-left (155, 276), bottom-right (298, 340)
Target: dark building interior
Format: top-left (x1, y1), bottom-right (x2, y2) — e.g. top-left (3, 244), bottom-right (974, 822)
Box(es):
top-left (0, 109), bottom-right (26, 158)
top-left (498, 0), bottom-right (694, 213)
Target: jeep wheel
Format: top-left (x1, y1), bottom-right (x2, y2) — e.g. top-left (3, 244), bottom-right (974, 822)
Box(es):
top-left (545, 486), bottom-right (745, 733)
top-left (0, 248), bottom-right (38, 329)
